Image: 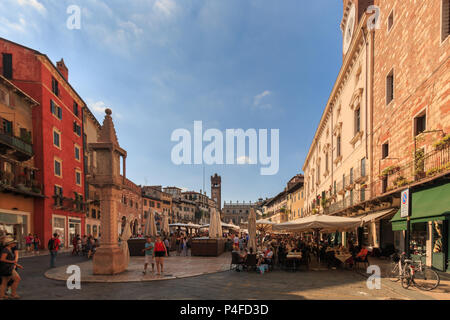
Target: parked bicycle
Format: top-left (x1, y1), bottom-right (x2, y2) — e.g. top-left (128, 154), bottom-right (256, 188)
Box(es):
top-left (388, 252), bottom-right (440, 291)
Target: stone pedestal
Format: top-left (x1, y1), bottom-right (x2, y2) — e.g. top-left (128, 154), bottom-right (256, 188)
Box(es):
top-left (93, 246), bottom-right (126, 275)
top-left (89, 109), bottom-right (129, 275)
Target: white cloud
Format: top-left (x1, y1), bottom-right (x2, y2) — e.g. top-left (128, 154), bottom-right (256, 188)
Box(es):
top-left (87, 100), bottom-right (124, 120)
top-left (253, 90), bottom-right (272, 109)
top-left (153, 0), bottom-right (177, 17)
top-left (88, 100), bottom-right (107, 114)
top-left (0, 17), bottom-right (27, 34)
top-left (17, 0), bottom-right (46, 15)
top-left (237, 156), bottom-right (255, 165)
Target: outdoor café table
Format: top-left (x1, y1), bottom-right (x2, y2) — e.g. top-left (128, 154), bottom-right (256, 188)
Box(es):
top-left (334, 253), bottom-right (352, 264)
top-left (286, 253), bottom-right (303, 272)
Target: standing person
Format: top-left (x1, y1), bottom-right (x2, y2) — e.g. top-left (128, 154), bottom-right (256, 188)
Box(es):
top-left (154, 235), bottom-right (167, 275)
top-left (0, 237), bottom-right (23, 299)
top-left (32, 234), bottom-right (41, 255)
top-left (239, 236), bottom-right (244, 251)
top-left (164, 237), bottom-right (170, 257)
top-left (81, 235), bottom-right (87, 254)
top-left (182, 237), bottom-right (188, 256)
top-left (48, 233), bottom-right (61, 268)
top-left (71, 235), bottom-right (79, 256)
top-left (25, 234), bottom-right (33, 252)
top-left (233, 234), bottom-right (239, 251)
top-left (176, 235), bottom-right (181, 256)
top-left (142, 236), bottom-right (154, 275)
top-left (186, 236), bottom-right (192, 256)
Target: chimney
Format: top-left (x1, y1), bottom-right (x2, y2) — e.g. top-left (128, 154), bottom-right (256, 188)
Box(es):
top-left (56, 59), bottom-right (68, 81)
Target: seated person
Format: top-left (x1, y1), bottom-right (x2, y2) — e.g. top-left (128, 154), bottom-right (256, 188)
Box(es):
top-left (263, 247), bottom-right (274, 264)
top-left (345, 244), bottom-right (368, 267)
top-left (354, 244), bottom-right (369, 262)
top-left (239, 248), bottom-right (248, 261)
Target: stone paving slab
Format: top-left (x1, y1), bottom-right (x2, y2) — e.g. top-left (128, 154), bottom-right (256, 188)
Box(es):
top-left (45, 253), bottom-right (231, 283)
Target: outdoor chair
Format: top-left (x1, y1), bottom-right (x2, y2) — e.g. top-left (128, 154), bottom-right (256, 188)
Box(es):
top-left (244, 254), bottom-right (257, 272)
top-left (230, 251), bottom-right (244, 271)
top-left (354, 255), bottom-right (370, 271)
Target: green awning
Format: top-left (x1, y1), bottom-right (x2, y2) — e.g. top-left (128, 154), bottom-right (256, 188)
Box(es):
top-left (390, 183), bottom-right (450, 230)
top-left (392, 220), bottom-right (407, 231)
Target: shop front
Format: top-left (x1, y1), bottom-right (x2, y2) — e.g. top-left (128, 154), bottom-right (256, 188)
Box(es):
top-left (0, 209), bottom-right (30, 250)
top-left (391, 183), bottom-right (450, 272)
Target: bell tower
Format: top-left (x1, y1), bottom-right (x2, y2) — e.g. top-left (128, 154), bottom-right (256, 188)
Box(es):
top-left (341, 0), bottom-right (374, 58)
top-left (211, 173), bottom-right (221, 211)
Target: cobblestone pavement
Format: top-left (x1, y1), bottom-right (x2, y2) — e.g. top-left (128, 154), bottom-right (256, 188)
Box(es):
top-left (15, 253), bottom-right (435, 300)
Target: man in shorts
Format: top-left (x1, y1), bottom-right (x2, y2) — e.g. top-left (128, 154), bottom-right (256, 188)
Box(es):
top-left (142, 236), bottom-right (154, 275)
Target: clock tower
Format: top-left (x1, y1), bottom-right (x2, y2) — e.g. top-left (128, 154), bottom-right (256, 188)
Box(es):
top-left (341, 0), bottom-right (374, 57)
top-left (211, 173), bottom-right (221, 211)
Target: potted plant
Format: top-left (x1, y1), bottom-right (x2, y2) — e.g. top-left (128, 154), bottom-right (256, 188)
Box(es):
top-left (433, 134), bottom-right (450, 151)
top-left (414, 149), bottom-right (425, 178)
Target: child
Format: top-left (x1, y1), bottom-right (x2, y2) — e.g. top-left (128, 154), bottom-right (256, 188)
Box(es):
top-left (142, 236), bottom-right (154, 275)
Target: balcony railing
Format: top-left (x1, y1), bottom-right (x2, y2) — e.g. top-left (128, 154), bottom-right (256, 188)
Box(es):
top-left (0, 166), bottom-right (43, 196)
top-left (0, 129), bottom-right (33, 161)
top-left (354, 164), bottom-right (368, 184)
top-left (322, 143), bottom-right (450, 215)
top-left (377, 143), bottom-right (450, 195)
top-left (53, 194), bottom-right (88, 213)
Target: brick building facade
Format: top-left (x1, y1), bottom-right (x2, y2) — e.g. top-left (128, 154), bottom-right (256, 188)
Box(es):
top-left (0, 38), bottom-right (87, 248)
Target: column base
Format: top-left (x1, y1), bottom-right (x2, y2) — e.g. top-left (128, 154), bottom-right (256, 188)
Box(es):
top-left (93, 246), bottom-right (127, 275)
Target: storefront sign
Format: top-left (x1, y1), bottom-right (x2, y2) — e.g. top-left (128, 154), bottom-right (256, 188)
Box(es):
top-left (400, 189), bottom-right (410, 218)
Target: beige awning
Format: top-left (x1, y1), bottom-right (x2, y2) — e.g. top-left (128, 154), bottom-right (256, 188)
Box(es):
top-left (274, 214), bottom-right (362, 232)
top-left (359, 208), bottom-right (397, 225)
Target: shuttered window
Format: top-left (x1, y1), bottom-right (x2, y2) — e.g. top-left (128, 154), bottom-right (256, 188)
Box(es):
top-left (2, 53), bottom-right (12, 79)
top-left (386, 69), bottom-right (394, 105)
top-left (51, 77), bottom-right (59, 96)
top-left (443, 0), bottom-right (450, 42)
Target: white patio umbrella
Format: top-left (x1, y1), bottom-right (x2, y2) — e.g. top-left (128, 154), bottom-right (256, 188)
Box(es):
top-left (247, 208), bottom-right (257, 252)
top-left (143, 211), bottom-right (151, 236)
top-left (208, 208), bottom-right (222, 238)
top-left (120, 217), bottom-right (132, 267)
top-left (161, 213), bottom-right (170, 235)
top-left (143, 210), bottom-right (156, 236)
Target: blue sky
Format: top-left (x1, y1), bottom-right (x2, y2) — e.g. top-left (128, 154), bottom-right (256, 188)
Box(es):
top-left (0, 0), bottom-right (343, 204)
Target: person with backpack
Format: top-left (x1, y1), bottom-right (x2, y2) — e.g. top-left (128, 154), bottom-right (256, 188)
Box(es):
top-left (48, 233), bottom-right (61, 268)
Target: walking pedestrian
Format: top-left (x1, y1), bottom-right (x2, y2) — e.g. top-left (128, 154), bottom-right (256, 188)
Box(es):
top-left (187, 236), bottom-right (192, 256)
top-left (164, 237), bottom-right (170, 257)
top-left (25, 234), bottom-right (33, 252)
top-left (72, 235), bottom-right (80, 255)
top-left (154, 235), bottom-right (167, 275)
top-left (176, 235), bottom-right (181, 256)
top-left (48, 233), bottom-right (61, 268)
top-left (32, 234), bottom-right (40, 255)
top-left (182, 237), bottom-right (188, 256)
top-left (0, 236), bottom-right (23, 300)
top-left (142, 236), bottom-right (155, 275)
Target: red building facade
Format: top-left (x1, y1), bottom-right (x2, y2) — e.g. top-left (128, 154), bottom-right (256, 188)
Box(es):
top-left (0, 38), bottom-right (86, 248)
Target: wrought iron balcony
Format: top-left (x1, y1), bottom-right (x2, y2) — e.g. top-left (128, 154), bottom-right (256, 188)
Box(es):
top-left (0, 129), bottom-right (33, 161)
top-left (0, 167), bottom-right (43, 197)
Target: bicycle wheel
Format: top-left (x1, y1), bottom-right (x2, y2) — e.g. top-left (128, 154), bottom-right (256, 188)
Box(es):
top-left (413, 267), bottom-right (440, 291)
top-left (388, 263), bottom-right (400, 282)
top-left (401, 267), bottom-right (412, 289)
